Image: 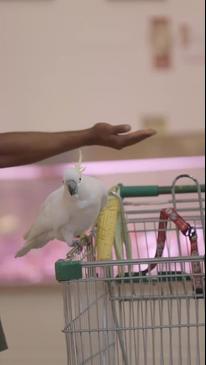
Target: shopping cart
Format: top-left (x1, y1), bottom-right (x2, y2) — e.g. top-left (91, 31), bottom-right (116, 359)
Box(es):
top-left (55, 174), bottom-right (205, 365)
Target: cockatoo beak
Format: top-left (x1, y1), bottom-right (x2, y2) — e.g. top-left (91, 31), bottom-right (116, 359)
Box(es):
top-left (67, 180), bottom-right (78, 196)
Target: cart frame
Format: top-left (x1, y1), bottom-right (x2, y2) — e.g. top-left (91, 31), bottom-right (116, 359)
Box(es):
top-left (56, 174), bottom-right (205, 365)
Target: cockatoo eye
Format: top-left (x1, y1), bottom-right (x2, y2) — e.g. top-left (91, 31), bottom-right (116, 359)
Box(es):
top-left (79, 177), bottom-right (82, 182)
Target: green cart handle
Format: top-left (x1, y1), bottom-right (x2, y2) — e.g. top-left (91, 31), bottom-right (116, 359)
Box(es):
top-left (119, 184), bottom-right (205, 198)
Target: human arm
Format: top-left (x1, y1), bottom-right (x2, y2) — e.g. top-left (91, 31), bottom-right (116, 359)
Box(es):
top-left (0, 122), bottom-right (156, 168)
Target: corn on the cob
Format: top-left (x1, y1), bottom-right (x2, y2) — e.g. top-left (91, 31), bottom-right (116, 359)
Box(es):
top-left (96, 194), bottom-right (120, 260)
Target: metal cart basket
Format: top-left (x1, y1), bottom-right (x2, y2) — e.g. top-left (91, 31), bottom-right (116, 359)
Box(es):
top-left (55, 175), bottom-right (205, 365)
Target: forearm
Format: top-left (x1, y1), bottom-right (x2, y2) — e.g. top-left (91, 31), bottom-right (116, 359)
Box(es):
top-left (0, 129), bottom-right (92, 168)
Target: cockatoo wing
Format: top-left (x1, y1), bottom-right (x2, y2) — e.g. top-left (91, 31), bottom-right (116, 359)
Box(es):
top-left (15, 231), bottom-right (54, 257)
top-left (24, 186), bottom-right (67, 241)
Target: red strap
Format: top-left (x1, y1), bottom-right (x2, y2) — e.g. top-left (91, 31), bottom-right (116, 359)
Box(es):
top-left (142, 208), bottom-right (203, 292)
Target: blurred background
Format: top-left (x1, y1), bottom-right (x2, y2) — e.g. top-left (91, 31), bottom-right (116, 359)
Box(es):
top-left (0, 0), bottom-right (204, 364)
top-left (0, 0), bottom-right (204, 160)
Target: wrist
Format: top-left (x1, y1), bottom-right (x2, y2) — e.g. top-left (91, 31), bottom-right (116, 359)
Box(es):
top-left (59, 127), bottom-right (94, 150)
top-left (83, 126), bottom-right (96, 146)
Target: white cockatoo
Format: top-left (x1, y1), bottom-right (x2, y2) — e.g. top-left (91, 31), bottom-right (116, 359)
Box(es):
top-left (15, 152), bottom-right (108, 257)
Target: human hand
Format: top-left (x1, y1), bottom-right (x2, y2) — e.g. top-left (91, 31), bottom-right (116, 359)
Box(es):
top-left (88, 122), bottom-right (156, 149)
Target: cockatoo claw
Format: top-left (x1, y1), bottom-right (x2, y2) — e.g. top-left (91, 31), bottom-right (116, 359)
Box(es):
top-left (66, 240), bottom-right (83, 259)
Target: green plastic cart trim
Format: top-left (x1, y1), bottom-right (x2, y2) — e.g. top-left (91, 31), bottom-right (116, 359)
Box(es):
top-left (55, 260), bottom-right (192, 284)
top-left (116, 271), bottom-right (191, 284)
top-left (55, 260), bottom-right (82, 282)
top-left (119, 184), bottom-right (205, 198)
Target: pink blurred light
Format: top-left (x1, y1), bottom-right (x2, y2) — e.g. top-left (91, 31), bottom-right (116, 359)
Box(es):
top-left (0, 156), bottom-right (204, 180)
top-left (0, 227), bottom-right (204, 285)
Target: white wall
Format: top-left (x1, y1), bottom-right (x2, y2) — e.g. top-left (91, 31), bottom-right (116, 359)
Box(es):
top-left (0, 286), bottom-right (67, 365)
top-left (0, 0), bottom-right (204, 133)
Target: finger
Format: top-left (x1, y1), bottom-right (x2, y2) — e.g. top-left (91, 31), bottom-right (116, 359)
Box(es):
top-left (118, 129), bottom-right (157, 147)
top-left (112, 124), bottom-right (132, 134)
top-left (137, 129), bottom-right (157, 137)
